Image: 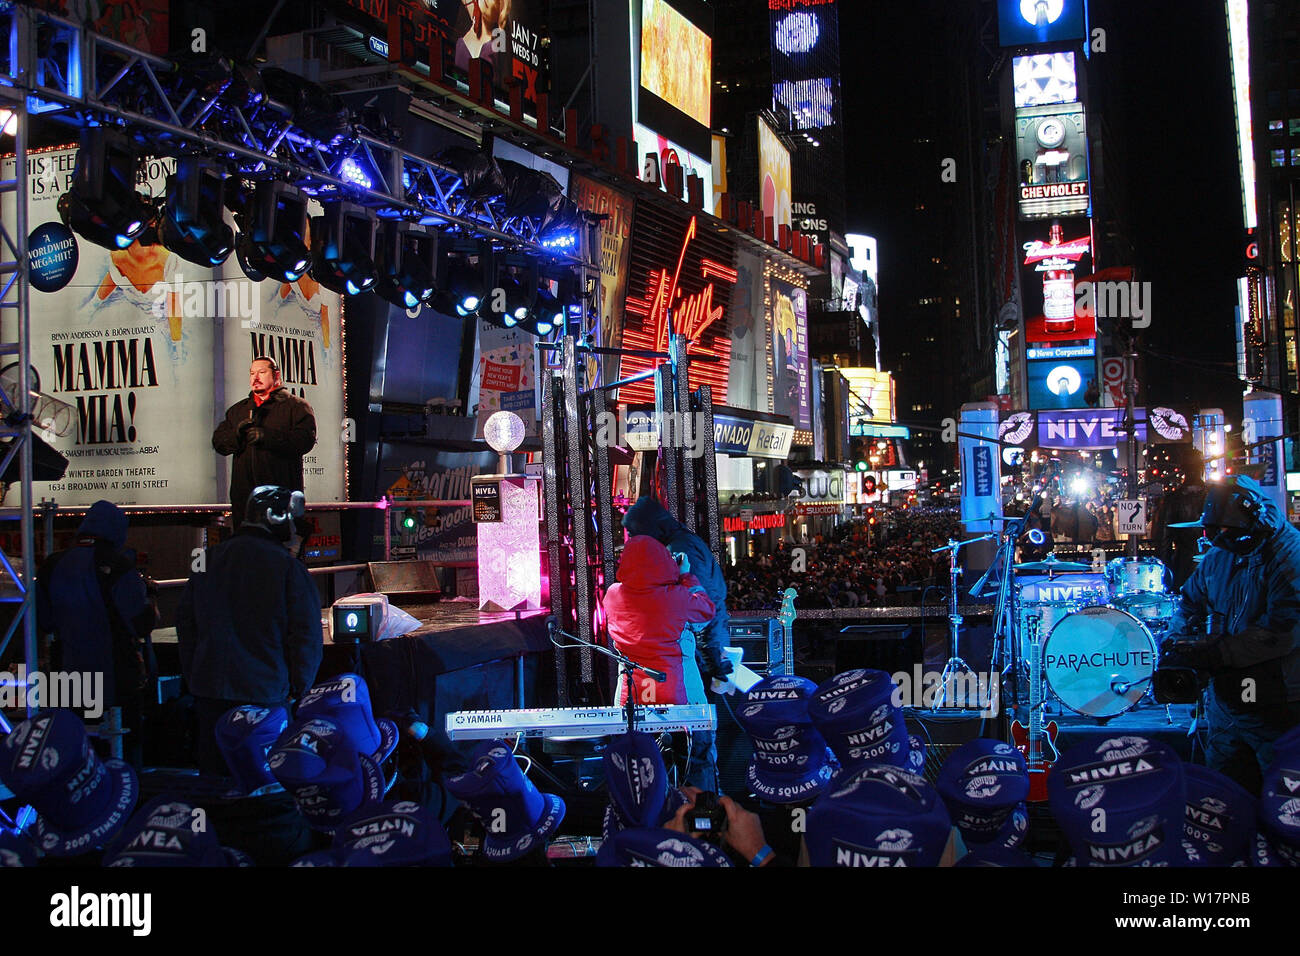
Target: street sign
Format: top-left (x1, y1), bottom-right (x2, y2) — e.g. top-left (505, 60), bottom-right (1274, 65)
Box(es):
top-left (1117, 499), bottom-right (1147, 536)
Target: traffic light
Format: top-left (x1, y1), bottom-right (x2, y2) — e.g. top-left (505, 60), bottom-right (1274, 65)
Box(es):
top-left (852, 437), bottom-right (869, 472)
top-left (401, 508), bottom-right (418, 530)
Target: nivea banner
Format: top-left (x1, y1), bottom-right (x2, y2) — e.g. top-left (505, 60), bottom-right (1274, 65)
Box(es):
top-left (1244, 392), bottom-right (1285, 513)
top-left (960, 402), bottom-right (1002, 532)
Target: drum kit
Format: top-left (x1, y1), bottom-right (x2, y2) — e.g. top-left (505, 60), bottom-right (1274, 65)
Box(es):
top-left (1011, 554), bottom-right (1176, 720)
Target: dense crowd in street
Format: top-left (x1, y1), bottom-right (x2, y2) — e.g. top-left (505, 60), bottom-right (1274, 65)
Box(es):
top-left (725, 507), bottom-right (962, 610)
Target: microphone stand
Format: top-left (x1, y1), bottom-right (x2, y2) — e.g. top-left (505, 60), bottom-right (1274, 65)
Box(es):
top-left (549, 619), bottom-right (666, 735)
top-left (930, 533), bottom-right (994, 708)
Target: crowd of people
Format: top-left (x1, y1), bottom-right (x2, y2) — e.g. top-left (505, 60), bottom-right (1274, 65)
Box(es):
top-left (725, 507), bottom-right (963, 611)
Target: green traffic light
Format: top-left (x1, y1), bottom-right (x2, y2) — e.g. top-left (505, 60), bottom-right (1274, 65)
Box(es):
top-left (855, 461), bottom-right (868, 472)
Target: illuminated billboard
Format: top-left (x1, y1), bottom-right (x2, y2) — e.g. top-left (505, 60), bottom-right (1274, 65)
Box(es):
top-left (1026, 357), bottom-right (1096, 410)
top-left (635, 122), bottom-right (714, 204)
top-left (1016, 103), bottom-right (1089, 218)
top-left (1012, 52), bottom-right (1077, 107)
top-left (771, 277), bottom-right (810, 432)
top-left (840, 368), bottom-right (895, 424)
top-left (1019, 216), bottom-right (1094, 342)
top-left (638, 0), bottom-right (713, 157)
top-left (758, 116), bottom-right (792, 230)
top-left (770, 0), bottom-right (841, 131)
top-left (998, 0), bottom-right (1086, 48)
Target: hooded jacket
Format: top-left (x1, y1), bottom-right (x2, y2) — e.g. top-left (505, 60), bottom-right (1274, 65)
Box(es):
top-left (1170, 478), bottom-right (1300, 706)
top-left (35, 500), bottom-right (155, 707)
top-left (621, 495), bottom-right (732, 677)
top-left (212, 387), bottom-right (316, 518)
top-left (603, 535), bottom-right (716, 705)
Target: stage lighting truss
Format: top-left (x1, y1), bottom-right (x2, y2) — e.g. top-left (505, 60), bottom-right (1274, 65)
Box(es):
top-left (1, 4), bottom-right (596, 271)
top-left (233, 180), bottom-right (311, 283)
top-left (375, 221), bottom-right (438, 310)
top-left (160, 157), bottom-right (234, 266)
top-left (55, 128), bottom-right (155, 251)
top-left (310, 202), bottom-right (378, 296)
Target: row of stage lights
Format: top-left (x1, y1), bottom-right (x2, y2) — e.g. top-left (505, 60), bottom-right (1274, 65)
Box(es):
top-left (56, 128), bottom-right (581, 336)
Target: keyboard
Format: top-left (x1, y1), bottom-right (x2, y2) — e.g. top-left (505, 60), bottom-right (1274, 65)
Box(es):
top-left (445, 704), bottom-right (716, 741)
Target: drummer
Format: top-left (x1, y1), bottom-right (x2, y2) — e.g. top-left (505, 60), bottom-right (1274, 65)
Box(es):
top-left (1164, 475), bottom-right (1300, 795)
top-left (1152, 449), bottom-right (1208, 589)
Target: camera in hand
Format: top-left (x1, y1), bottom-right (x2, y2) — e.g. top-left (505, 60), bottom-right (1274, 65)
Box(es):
top-left (689, 791), bottom-right (728, 840)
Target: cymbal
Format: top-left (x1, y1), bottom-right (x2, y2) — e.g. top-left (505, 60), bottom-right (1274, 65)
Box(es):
top-left (1013, 555), bottom-right (1093, 572)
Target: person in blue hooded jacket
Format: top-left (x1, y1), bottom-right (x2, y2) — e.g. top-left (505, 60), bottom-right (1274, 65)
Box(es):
top-left (622, 495), bottom-right (733, 790)
top-left (1165, 475), bottom-right (1300, 794)
top-left (36, 500), bottom-right (157, 764)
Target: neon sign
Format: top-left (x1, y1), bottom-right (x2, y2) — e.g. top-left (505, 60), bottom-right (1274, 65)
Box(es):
top-left (723, 513), bottom-right (787, 532)
top-left (619, 216), bottom-right (737, 407)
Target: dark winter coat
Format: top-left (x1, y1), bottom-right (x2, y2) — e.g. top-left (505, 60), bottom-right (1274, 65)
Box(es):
top-left (212, 388), bottom-right (316, 516)
top-left (36, 500), bottom-right (155, 707)
top-left (1170, 482), bottom-right (1300, 706)
top-left (176, 525), bottom-right (323, 705)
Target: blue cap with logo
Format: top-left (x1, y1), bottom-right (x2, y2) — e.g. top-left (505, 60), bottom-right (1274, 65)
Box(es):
top-left (445, 739), bottom-right (566, 863)
top-left (596, 828), bottom-right (733, 867)
top-left (602, 732), bottom-right (686, 839)
top-left (808, 669), bottom-right (915, 774)
top-left (295, 673), bottom-right (398, 765)
top-left (268, 716), bottom-right (386, 833)
top-left (103, 796), bottom-right (252, 867)
top-left (333, 800), bottom-right (454, 867)
top-left (1181, 765), bottom-right (1254, 866)
top-left (733, 675), bottom-right (836, 804)
top-left (806, 764), bottom-right (953, 867)
top-left (215, 704), bottom-right (289, 795)
top-left (936, 739), bottom-right (1030, 846)
top-left (1048, 735), bottom-right (1186, 867)
top-left (0, 710), bottom-right (137, 857)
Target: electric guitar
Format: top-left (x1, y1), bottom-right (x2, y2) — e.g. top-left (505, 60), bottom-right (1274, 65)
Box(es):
top-left (778, 588), bottom-right (797, 676)
top-left (1009, 616), bottom-right (1060, 801)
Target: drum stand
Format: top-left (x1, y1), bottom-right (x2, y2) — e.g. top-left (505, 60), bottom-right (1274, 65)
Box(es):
top-left (931, 534), bottom-right (994, 708)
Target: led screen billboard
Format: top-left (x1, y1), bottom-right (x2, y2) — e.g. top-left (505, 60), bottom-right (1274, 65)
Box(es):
top-left (1012, 52), bottom-right (1077, 107)
top-left (998, 0), bottom-right (1086, 48)
top-left (1026, 357), bottom-right (1097, 410)
top-left (638, 0), bottom-right (713, 158)
top-left (1016, 102), bottom-right (1089, 218)
top-left (758, 116), bottom-right (792, 231)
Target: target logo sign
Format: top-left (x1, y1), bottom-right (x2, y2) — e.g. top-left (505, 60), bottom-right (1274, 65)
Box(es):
top-left (1101, 357), bottom-right (1125, 405)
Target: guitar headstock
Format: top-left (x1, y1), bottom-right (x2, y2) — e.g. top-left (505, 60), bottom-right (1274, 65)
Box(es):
top-left (778, 587), bottom-right (798, 629)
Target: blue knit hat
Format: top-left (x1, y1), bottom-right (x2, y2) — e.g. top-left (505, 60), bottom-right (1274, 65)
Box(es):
top-left (733, 675), bottom-right (835, 804)
top-left (1048, 735), bottom-right (1186, 867)
top-left (806, 764), bottom-right (953, 867)
top-left (445, 740), bottom-right (566, 862)
top-left (0, 710), bottom-right (137, 857)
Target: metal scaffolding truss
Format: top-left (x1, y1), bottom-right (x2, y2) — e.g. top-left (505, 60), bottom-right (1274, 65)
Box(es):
top-left (0, 3), bottom-right (595, 260)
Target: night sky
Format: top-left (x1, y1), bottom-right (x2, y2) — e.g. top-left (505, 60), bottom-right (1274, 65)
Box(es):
top-left (840, 0), bottom-right (1245, 422)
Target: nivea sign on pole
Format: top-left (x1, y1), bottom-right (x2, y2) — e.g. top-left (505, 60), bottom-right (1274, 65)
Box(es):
top-left (960, 402), bottom-right (1003, 533)
top-left (1244, 392), bottom-right (1286, 514)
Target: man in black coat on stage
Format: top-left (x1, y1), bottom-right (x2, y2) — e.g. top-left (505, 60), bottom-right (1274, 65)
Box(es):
top-left (213, 356), bottom-right (316, 527)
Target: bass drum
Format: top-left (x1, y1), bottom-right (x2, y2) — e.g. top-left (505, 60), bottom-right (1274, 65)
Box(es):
top-left (1042, 606), bottom-right (1158, 718)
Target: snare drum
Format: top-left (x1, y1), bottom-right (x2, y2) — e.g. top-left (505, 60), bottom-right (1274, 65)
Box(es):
top-left (1107, 557), bottom-right (1171, 603)
top-left (1042, 606), bottom-right (1158, 718)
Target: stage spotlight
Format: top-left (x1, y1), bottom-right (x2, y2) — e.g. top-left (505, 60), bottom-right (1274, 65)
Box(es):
top-left (434, 239), bottom-right (493, 318)
top-left (494, 255), bottom-right (539, 328)
top-left (375, 222), bottom-right (438, 310)
top-left (233, 180), bottom-right (311, 283)
top-left (57, 129), bottom-right (155, 251)
top-left (159, 157), bottom-right (234, 266)
top-left (531, 282), bottom-right (564, 334)
top-left (310, 202), bottom-right (378, 296)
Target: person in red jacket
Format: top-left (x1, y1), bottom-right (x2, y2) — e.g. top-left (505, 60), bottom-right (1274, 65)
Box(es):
top-left (604, 535), bottom-right (716, 709)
